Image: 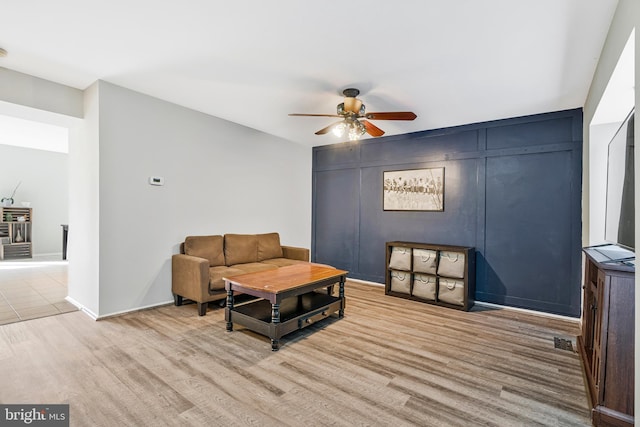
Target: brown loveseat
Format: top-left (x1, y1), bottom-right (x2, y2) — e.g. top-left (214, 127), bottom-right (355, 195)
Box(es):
top-left (172, 232), bottom-right (310, 315)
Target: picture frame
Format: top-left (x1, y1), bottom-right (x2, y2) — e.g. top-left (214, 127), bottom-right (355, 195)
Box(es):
top-left (383, 167), bottom-right (444, 211)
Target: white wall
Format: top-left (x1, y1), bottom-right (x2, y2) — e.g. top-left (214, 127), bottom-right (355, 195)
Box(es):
top-left (96, 81), bottom-right (312, 316)
top-left (0, 71), bottom-right (313, 318)
top-left (0, 68), bottom-right (83, 119)
top-left (588, 121), bottom-right (623, 245)
top-left (584, 1), bottom-right (639, 246)
top-left (0, 144), bottom-right (68, 255)
top-left (67, 82), bottom-right (100, 317)
top-left (582, 0), bottom-right (639, 416)
top-left (0, 66), bottom-right (90, 312)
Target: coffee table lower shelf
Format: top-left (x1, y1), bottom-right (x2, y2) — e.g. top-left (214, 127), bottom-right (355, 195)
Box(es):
top-left (227, 293), bottom-right (343, 350)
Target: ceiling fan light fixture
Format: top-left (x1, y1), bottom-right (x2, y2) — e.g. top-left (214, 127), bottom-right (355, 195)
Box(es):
top-left (347, 120), bottom-right (366, 141)
top-left (343, 97), bottom-right (362, 113)
top-left (332, 119), bottom-right (366, 140)
top-left (332, 122), bottom-right (347, 137)
top-left (289, 87), bottom-right (416, 140)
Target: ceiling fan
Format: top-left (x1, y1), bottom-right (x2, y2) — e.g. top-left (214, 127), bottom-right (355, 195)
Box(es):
top-left (289, 88), bottom-right (417, 141)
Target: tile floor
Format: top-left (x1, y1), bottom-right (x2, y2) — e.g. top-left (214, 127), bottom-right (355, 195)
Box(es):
top-left (0, 256), bottom-right (75, 325)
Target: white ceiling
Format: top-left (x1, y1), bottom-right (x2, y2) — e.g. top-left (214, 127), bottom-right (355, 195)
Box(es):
top-left (0, 0), bottom-right (619, 147)
top-left (0, 115), bottom-right (68, 153)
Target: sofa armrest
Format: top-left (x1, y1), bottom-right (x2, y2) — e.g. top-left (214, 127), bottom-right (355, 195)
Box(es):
top-left (281, 245), bottom-right (310, 262)
top-left (172, 254), bottom-right (209, 302)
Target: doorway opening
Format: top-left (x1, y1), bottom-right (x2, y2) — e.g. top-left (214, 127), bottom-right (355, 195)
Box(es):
top-left (0, 114), bottom-right (74, 325)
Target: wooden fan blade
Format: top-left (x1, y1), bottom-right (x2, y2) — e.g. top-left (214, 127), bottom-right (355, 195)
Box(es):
top-left (315, 121), bottom-right (343, 135)
top-left (364, 112), bottom-right (417, 121)
top-left (361, 120), bottom-right (385, 137)
top-left (289, 113), bottom-right (342, 118)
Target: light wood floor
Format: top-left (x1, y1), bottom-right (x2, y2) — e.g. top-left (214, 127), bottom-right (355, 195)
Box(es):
top-left (0, 281), bottom-right (590, 426)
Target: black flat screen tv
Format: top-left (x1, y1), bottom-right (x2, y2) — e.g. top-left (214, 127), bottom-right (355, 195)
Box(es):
top-left (605, 109), bottom-right (635, 250)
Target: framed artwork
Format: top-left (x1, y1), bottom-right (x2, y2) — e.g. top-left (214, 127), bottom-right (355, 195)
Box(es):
top-left (383, 167), bottom-right (444, 211)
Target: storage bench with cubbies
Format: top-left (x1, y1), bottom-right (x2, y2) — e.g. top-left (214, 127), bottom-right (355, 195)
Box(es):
top-left (0, 207), bottom-right (33, 260)
top-left (385, 241), bottom-right (475, 311)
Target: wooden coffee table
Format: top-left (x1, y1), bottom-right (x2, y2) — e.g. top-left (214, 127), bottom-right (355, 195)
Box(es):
top-left (224, 264), bottom-right (348, 351)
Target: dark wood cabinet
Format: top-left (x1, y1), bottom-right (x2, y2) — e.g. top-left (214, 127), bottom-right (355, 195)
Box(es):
top-left (578, 246), bottom-right (634, 426)
top-left (385, 241), bottom-right (475, 311)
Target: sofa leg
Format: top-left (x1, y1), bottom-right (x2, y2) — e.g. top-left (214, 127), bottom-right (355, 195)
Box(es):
top-left (219, 299), bottom-right (226, 308)
top-left (174, 294), bottom-right (183, 306)
top-left (197, 302), bottom-right (207, 316)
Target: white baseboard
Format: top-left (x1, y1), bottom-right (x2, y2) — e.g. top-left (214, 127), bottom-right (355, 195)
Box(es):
top-left (65, 296), bottom-right (97, 320)
top-left (348, 278), bottom-right (579, 322)
top-left (95, 300), bottom-right (174, 320)
top-left (71, 279), bottom-right (579, 323)
top-left (348, 278), bottom-right (385, 287)
top-left (474, 301), bottom-right (580, 323)
top-left (65, 296), bottom-right (175, 321)
top-left (33, 252), bottom-right (63, 258)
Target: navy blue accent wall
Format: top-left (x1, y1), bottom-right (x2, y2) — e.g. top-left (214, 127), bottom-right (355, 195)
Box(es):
top-left (312, 109), bottom-right (583, 317)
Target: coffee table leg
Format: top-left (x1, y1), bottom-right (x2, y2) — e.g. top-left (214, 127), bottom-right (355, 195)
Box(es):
top-left (339, 276), bottom-right (345, 318)
top-left (226, 289), bottom-right (234, 331)
top-left (271, 303), bottom-right (280, 351)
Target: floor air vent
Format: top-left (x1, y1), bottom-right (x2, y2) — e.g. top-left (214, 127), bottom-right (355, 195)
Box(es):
top-left (554, 337), bottom-right (574, 352)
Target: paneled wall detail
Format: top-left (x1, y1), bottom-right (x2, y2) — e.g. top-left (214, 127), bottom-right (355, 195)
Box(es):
top-left (312, 109), bottom-right (582, 317)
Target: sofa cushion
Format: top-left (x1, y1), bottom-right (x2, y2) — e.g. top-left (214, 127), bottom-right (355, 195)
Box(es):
top-left (184, 235), bottom-right (225, 267)
top-left (260, 258), bottom-right (308, 268)
top-left (231, 262), bottom-right (278, 274)
top-left (209, 266), bottom-right (246, 291)
top-left (224, 234), bottom-right (258, 265)
top-left (257, 232), bottom-right (284, 261)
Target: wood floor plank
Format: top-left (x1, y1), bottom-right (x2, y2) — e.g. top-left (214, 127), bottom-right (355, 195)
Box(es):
top-left (0, 281), bottom-right (591, 426)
